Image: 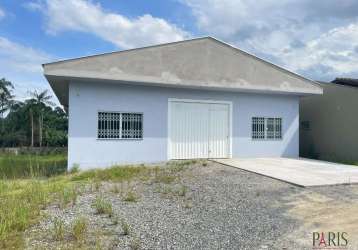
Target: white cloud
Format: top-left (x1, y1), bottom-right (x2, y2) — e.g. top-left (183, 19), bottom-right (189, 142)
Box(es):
top-left (0, 7), bottom-right (5, 19)
top-left (0, 37), bottom-right (56, 102)
top-left (182, 0), bottom-right (358, 80)
top-left (280, 24), bottom-right (358, 79)
top-left (31, 0), bottom-right (190, 49)
top-left (0, 37), bottom-right (52, 73)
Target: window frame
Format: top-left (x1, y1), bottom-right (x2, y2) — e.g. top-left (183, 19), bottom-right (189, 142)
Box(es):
top-left (251, 116), bottom-right (283, 141)
top-left (97, 110), bottom-right (144, 140)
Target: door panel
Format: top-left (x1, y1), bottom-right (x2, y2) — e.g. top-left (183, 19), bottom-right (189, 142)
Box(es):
top-left (170, 102), bottom-right (209, 159)
top-left (209, 104), bottom-right (229, 158)
top-left (169, 101), bottom-right (230, 159)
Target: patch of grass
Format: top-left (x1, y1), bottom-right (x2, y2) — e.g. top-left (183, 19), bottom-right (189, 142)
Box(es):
top-left (72, 216), bottom-right (88, 242)
top-left (0, 160), bottom-right (194, 247)
top-left (71, 165), bottom-right (150, 182)
top-left (69, 163), bottom-right (80, 174)
top-left (59, 186), bottom-right (78, 208)
top-left (123, 190), bottom-right (139, 202)
top-left (95, 230), bottom-right (103, 250)
top-left (94, 181), bottom-right (102, 192)
top-left (0, 153), bottom-right (67, 178)
top-left (153, 168), bottom-right (177, 184)
top-left (92, 196), bottom-right (113, 217)
top-left (121, 219), bottom-right (130, 235)
top-left (52, 217), bottom-right (65, 241)
top-left (0, 177), bottom-right (73, 249)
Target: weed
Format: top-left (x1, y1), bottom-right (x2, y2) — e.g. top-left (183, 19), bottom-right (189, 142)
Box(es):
top-left (59, 186), bottom-right (77, 208)
top-left (95, 230), bottom-right (103, 250)
top-left (92, 196), bottom-right (113, 217)
top-left (129, 237), bottom-right (141, 250)
top-left (94, 181), bottom-right (102, 192)
top-left (52, 217), bottom-right (65, 241)
top-left (69, 164), bottom-right (80, 174)
top-left (153, 172), bottom-right (177, 184)
top-left (72, 165), bottom-right (150, 182)
top-left (121, 219), bottom-right (130, 235)
top-left (72, 217), bottom-right (88, 242)
top-left (123, 190), bottom-right (139, 202)
top-left (177, 185), bottom-right (187, 197)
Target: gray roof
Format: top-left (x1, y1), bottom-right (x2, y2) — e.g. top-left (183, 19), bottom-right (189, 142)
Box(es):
top-left (43, 37), bottom-right (322, 108)
top-left (332, 78), bottom-right (358, 88)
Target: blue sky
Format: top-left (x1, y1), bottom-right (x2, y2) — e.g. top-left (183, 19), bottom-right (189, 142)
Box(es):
top-left (1, 0), bottom-right (358, 105)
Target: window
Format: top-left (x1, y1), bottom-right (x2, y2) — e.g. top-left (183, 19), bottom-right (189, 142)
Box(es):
top-left (252, 117), bottom-right (265, 139)
top-left (252, 117), bottom-right (282, 140)
top-left (98, 112), bottom-right (143, 139)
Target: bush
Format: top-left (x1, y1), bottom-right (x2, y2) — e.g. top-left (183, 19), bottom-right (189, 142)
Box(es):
top-left (92, 196), bottom-right (113, 217)
top-left (52, 217), bottom-right (65, 241)
top-left (72, 217), bottom-right (87, 242)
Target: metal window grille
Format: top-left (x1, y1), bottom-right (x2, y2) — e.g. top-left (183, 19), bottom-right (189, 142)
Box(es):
top-left (266, 118), bottom-right (275, 139)
top-left (252, 117), bottom-right (265, 139)
top-left (98, 112), bottom-right (143, 139)
top-left (274, 118), bottom-right (282, 139)
top-left (252, 117), bottom-right (282, 140)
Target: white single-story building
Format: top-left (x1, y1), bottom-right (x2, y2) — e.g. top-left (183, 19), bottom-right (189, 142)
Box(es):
top-left (43, 37), bottom-right (322, 169)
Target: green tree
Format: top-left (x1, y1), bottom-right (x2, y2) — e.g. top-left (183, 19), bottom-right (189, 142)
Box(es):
top-left (1, 99), bottom-right (68, 147)
top-left (0, 78), bottom-right (68, 148)
top-left (28, 90), bottom-right (55, 147)
top-left (0, 78), bottom-right (14, 134)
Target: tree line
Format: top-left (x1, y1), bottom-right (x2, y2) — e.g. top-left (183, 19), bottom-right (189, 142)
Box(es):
top-left (0, 78), bottom-right (68, 147)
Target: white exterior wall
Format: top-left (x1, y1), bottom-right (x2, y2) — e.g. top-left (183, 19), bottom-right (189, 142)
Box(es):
top-left (68, 81), bottom-right (299, 169)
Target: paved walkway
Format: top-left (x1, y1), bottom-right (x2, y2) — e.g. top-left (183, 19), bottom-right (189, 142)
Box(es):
top-left (214, 158), bottom-right (358, 187)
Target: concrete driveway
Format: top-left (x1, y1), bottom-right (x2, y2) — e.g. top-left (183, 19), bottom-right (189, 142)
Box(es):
top-left (214, 158), bottom-right (358, 187)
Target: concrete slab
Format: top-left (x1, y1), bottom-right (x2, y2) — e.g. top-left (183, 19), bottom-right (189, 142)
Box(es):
top-left (213, 158), bottom-right (358, 187)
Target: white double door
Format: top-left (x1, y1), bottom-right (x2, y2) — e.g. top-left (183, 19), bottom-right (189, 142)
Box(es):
top-left (169, 100), bottom-right (230, 159)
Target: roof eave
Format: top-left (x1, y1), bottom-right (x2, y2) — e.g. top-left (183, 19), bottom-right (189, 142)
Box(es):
top-left (46, 73), bottom-right (322, 108)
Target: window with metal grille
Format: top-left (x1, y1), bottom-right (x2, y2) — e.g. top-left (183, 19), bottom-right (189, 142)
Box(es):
top-left (98, 112), bottom-right (143, 139)
top-left (252, 117), bottom-right (265, 139)
top-left (252, 117), bottom-right (282, 140)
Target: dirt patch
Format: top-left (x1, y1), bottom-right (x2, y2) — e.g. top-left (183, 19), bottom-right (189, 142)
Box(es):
top-left (284, 186), bottom-right (358, 249)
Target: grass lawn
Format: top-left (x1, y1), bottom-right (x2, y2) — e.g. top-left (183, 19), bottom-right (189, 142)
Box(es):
top-left (0, 159), bottom-right (198, 249)
top-left (0, 153), bottom-right (67, 178)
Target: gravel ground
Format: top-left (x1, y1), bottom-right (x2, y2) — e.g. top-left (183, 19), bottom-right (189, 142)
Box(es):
top-left (24, 161), bottom-right (358, 249)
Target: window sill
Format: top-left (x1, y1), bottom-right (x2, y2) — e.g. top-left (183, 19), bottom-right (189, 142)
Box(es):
top-left (251, 139), bottom-right (283, 141)
top-left (96, 138), bottom-right (143, 141)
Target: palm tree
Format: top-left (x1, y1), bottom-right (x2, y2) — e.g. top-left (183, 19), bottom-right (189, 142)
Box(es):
top-left (0, 78), bottom-right (14, 134)
top-left (28, 90), bottom-right (55, 147)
